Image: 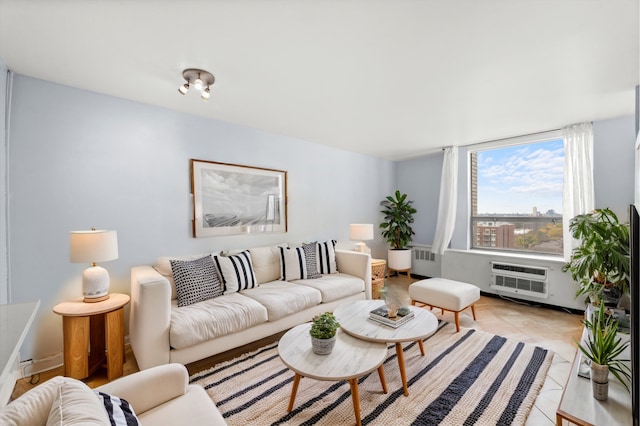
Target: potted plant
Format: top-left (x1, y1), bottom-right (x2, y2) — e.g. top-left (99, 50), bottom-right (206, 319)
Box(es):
top-left (309, 312), bottom-right (340, 355)
top-left (576, 301), bottom-right (631, 400)
top-left (562, 208), bottom-right (630, 306)
top-left (379, 190), bottom-right (417, 271)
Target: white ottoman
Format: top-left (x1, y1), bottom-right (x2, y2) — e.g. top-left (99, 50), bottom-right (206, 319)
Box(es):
top-left (409, 278), bottom-right (480, 332)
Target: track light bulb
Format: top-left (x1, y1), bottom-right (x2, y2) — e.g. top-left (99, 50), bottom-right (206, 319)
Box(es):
top-left (178, 83), bottom-right (189, 95)
top-left (194, 78), bottom-right (203, 91)
top-left (201, 86), bottom-right (211, 101)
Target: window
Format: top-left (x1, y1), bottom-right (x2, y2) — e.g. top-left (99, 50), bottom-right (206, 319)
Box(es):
top-left (470, 135), bottom-right (564, 255)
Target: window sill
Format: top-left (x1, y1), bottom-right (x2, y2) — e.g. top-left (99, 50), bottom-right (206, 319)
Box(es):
top-left (445, 248), bottom-right (566, 264)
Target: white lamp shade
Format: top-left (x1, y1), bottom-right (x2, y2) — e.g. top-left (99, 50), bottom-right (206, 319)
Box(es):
top-left (69, 230), bottom-right (118, 263)
top-left (349, 224), bottom-right (374, 241)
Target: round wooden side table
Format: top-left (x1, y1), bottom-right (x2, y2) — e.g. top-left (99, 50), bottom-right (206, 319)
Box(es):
top-left (53, 293), bottom-right (129, 381)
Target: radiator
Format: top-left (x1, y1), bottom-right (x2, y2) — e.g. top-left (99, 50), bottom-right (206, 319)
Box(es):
top-left (411, 245), bottom-right (441, 277)
top-left (490, 261), bottom-right (548, 299)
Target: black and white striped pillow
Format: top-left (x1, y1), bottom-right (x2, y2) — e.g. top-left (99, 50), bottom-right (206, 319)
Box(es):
top-left (170, 255), bottom-right (224, 307)
top-left (280, 246), bottom-right (312, 281)
top-left (95, 391), bottom-right (140, 426)
top-left (214, 251), bottom-right (258, 294)
top-left (316, 240), bottom-right (338, 274)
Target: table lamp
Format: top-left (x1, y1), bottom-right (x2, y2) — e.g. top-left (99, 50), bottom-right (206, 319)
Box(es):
top-left (69, 229), bottom-right (118, 303)
top-left (349, 223), bottom-right (374, 254)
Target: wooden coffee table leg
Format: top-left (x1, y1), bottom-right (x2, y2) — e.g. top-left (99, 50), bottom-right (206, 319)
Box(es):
top-left (288, 373), bottom-right (302, 412)
top-left (395, 343), bottom-right (409, 396)
top-left (377, 365), bottom-right (388, 394)
top-left (349, 378), bottom-right (362, 426)
top-left (417, 339), bottom-right (425, 356)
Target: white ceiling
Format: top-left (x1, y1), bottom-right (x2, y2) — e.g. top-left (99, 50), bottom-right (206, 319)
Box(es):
top-left (0, 1), bottom-right (638, 160)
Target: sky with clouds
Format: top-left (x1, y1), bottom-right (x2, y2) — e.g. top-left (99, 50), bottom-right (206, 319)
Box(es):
top-left (476, 139), bottom-right (564, 215)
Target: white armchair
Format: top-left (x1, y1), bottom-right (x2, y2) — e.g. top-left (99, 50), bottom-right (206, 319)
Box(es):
top-left (0, 363), bottom-right (225, 425)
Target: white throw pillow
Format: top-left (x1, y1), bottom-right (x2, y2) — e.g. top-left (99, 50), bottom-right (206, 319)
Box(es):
top-left (46, 377), bottom-right (110, 426)
top-left (214, 251), bottom-right (258, 294)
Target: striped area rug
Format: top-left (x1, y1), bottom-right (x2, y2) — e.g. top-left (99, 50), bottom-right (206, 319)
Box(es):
top-left (190, 322), bottom-right (553, 425)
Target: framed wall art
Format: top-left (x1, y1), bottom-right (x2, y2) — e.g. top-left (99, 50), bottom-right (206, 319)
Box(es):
top-left (191, 159), bottom-right (288, 237)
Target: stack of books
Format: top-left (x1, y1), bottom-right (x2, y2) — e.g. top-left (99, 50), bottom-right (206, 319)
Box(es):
top-left (369, 306), bottom-right (415, 328)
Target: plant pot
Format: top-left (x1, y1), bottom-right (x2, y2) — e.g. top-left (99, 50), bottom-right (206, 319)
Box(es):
top-left (311, 336), bottom-right (336, 355)
top-left (592, 380), bottom-right (609, 401)
top-left (388, 249), bottom-right (412, 270)
top-left (590, 363), bottom-right (609, 384)
top-left (591, 363), bottom-right (609, 400)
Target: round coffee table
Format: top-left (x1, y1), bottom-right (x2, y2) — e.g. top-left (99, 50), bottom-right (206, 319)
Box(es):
top-left (278, 322), bottom-right (388, 426)
top-left (333, 300), bottom-right (438, 396)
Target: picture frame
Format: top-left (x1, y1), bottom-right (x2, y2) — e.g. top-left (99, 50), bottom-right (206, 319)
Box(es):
top-left (191, 159), bottom-right (287, 237)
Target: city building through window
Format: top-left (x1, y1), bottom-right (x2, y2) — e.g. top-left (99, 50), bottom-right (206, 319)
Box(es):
top-left (470, 134), bottom-right (564, 255)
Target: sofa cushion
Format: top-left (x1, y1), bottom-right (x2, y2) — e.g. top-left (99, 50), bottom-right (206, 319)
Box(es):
top-left (248, 245), bottom-right (285, 284)
top-left (214, 251), bottom-right (258, 294)
top-left (46, 377), bottom-right (110, 426)
top-left (95, 392), bottom-right (140, 426)
top-left (316, 240), bottom-right (338, 274)
top-left (302, 242), bottom-right (322, 279)
top-left (293, 273), bottom-right (364, 303)
top-left (170, 255), bottom-right (223, 307)
top-left (241, 281), bottom-right (322, 321)
top-left (169, 293), bottom-right (268, 349)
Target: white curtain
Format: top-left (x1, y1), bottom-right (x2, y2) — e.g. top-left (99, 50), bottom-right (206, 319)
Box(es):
top-left (432, 146), bottom-right (458, 255)
top-left (562, 122), bottom-right (595, 259)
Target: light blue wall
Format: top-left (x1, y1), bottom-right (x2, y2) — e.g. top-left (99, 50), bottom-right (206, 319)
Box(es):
top-left (593, 116), bottom-right (636, 218)
top-left (7, 74), bottom-right (395, 361)
top-left (395, 152), bottom-right (443, 245)
top-left (0, 59), bottom-right (7, 304)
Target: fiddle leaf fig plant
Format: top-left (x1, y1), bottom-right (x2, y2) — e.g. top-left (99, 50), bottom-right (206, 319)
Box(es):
top-left (309, 312), bottom-right (340, 339)
top-left (562, 208), bottom-right (630, 299)
top-left (379, 190), bottom-right (417, 250)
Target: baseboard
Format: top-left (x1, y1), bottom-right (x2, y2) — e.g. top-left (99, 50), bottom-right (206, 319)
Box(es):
top-left (20, 353), bottom-right (63, 378)
top-left (479, 290), bottom-right (584, 315)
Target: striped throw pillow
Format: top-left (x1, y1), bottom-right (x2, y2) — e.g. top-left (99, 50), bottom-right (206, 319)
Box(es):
top-left (95, 391), bottom-right (140, 426)
top-left (214, 251), bottom-right (258, 294)
top-left (316, 240), bottom-right (338, 274)
top-left (280, 246), bottom-right (309, 281)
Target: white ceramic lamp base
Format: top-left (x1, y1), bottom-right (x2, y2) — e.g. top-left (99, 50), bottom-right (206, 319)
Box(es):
top-left (82, 265), bottom-right (110, 303)
top-left (354, 242), bottom-right (371, 254)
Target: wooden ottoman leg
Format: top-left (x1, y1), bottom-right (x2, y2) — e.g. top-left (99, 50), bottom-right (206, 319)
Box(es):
top-left (454, 311), bottom-right (461, 332)
top-left (471, 304), bottom-right (477, 320)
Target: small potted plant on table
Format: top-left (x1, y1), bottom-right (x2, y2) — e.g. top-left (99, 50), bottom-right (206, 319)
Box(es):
top-left (309, 312), bottom-right (340, 355)
top-left (577, 301), bottom-right (631, 401)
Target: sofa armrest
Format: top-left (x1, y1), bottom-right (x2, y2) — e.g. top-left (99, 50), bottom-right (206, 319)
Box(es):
top-left (335, 250), bottom-right (372, 299)
top-left (130, 265), bottom-right (171, 370)
top-left (95, 364), bottom-right (188, 416)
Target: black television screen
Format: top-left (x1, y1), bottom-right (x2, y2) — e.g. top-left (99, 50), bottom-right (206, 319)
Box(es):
top-left (630, 203), bottom-right (639, 426)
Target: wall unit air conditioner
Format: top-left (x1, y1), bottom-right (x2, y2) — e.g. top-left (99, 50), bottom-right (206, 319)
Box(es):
top-left (490, 261), bottom-right (548, 299)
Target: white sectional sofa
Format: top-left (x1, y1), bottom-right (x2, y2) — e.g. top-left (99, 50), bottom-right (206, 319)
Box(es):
top-left (130, 244), bottom-right (372, 370)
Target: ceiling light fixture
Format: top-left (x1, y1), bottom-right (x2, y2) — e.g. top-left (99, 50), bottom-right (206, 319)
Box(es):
top-left (178, 68), bottom-right (215, 101)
